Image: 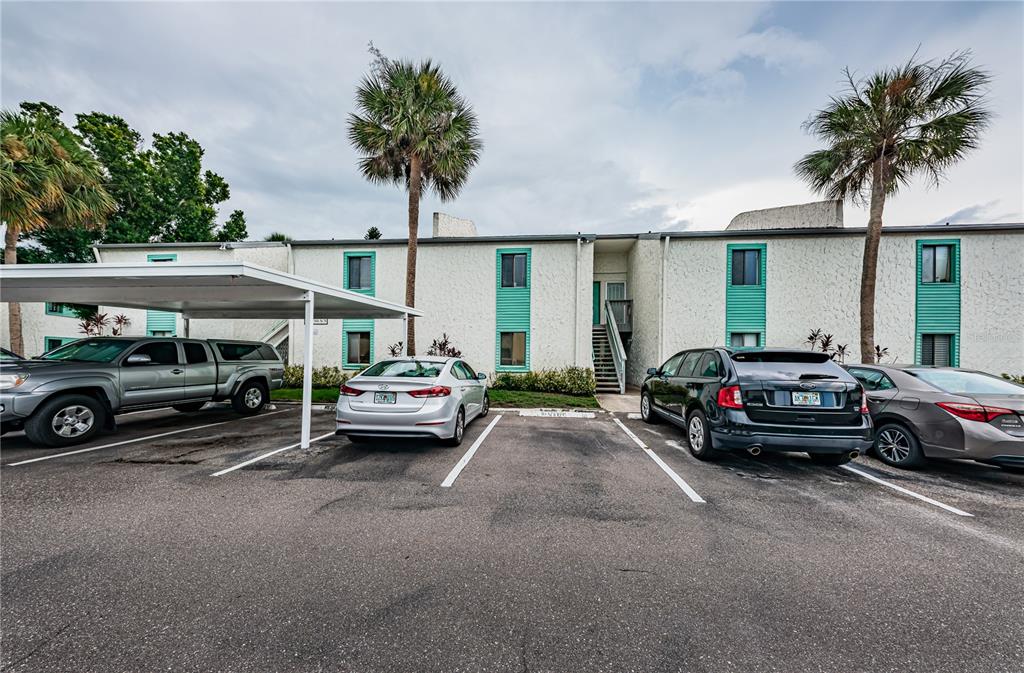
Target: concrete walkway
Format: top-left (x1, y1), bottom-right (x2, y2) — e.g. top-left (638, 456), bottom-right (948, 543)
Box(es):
top-left (595, 391), bottom-right (640, 414)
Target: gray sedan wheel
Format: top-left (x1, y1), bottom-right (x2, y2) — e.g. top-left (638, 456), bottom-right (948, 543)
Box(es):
top-left (444, 408), bottom-right (466, 447)
top-left (874, 423), bottom-right (924, 468)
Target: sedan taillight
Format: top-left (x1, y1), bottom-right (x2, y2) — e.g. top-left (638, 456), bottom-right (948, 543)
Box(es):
top-left (936, 402), bottom-right (1013, 423)
top-left (408, 385), bottom-right (452, 398)
top-left (339, 384), bottom-right (364, 396)
top-left (717, 385), bottom-right (743, 409)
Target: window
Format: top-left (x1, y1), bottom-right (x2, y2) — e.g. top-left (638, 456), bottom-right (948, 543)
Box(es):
top-left (361, 360), bottom-right (441, 378)
top-left (921, 244), bottom-right (953, 283)
top-left (500, 253), bottom-right (527, 288)
top-left (46, 303), bottom-right (97, 318)
top-left (676, 352), bottom-right (702, 378)
top-left (184, 343), bottom-right (209, 364)
top-left (216, 342), bottom-right (264, 361)
top-left (909, 369), bottom-right (1024, 395)
top-left (847, 367), bottom-right (896, 391)
top-left (659, 353), bottom-right (684, 376)
top-left (697, 352), bottom-right (720, 378)
top-left (347, 255), bottom-right (372, 290)
top-left (132, 341), bottom-right (179, 365)
top-left (42, 339), bottom-right (134, 363)
top-left (606, 282), bottom-right (626, 300)
top-left (346, 332), bottom-right (372, 366)
top-left (920, 334), bottom-right (953, 366)
top-left (500, 332), bottom-right (526, 366)
top-left (730, 332), bottom-right (759, 348)
top-left (452, 361), bottom-right (474, 380)
top-left (44, 337), bottom-right (78, 353)
top-left (258, 345), bottom-right (279, 361)
top-left (731, 249), bottom-right (761, 286)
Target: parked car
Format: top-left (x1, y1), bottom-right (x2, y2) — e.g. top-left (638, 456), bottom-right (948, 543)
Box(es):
top-left (335, 357), bottom-right (489, 446)
top-left (845, 364), bottom-right (1024, 471)
top-left (0, 337), bottom-right (284, 447)
top-left (641, 348), bottom-right (872, 465)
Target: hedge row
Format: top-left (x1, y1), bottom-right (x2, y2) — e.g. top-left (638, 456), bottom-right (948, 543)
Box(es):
top-left (490, 366), bottom-right (596, 396)
top-left (282, 365), bottom-right (351, 389)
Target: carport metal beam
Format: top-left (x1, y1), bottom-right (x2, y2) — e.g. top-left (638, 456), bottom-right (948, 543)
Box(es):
top-left (0, 262), bottom-right (421, 449)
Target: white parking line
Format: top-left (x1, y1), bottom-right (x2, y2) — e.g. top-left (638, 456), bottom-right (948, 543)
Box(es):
top-left (210, 430), bottom-right (336, 476)
top-left (841, 464), bottom-right (974, 517)
top-left (612, 417), bottom-right (705, 503)
top-left (441, 415), bottom-right (502, 488)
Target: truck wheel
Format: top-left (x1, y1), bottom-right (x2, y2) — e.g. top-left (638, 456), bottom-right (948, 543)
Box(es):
top-left (232, 380), bottom-right (267, 415)
top-left (172, 402), bottom-right (207, 413)
top-left (25, 394), bottom-right (106, 447)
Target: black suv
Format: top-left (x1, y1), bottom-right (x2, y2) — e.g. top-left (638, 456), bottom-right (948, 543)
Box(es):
top-left (640, 348), bottom-right (872, 465)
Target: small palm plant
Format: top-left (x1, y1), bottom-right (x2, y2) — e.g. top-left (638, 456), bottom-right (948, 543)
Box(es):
top-left (796, 52), bottom-right (991, 362)
top-left (833, 344), bottom-right (850, 364)
top-left (818, 333), bottom-right (835, 354)
top-left (805, 328), bottom-right (823, 350)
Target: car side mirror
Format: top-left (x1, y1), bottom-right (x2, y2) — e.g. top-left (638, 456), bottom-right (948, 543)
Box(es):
top-left (647, 367), bottom-right (659, 376)
top-left (477, 372), bottom-right (487, 380)
top-left (125, 353), bottom-right (152, 366)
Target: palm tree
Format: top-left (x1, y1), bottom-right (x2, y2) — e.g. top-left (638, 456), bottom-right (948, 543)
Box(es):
top-left (347, 57), bottom-right (482, 354)
top-left (1, 107), bottom-right (114, 353)
top-left (795, 52), bottom-right (991, 363)
top-left (264, 231), bottom-right (293, 242)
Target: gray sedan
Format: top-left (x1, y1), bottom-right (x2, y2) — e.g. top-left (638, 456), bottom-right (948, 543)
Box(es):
top-left (334, 357), bottom-right (489, 446)
top-left (846, 364), bottom-right (1024, 471)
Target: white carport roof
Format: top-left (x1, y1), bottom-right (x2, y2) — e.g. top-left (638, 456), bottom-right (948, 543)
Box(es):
top-left (0, 262), bottom-right (422, 320)
top-left (0, 261), bottom-right (421, 450)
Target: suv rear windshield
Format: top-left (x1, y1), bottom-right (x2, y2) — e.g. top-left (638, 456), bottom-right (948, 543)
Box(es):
top-left (41, 339), bottom-right (135, 363)
top-left (730, 351), bottom-right (832, 364)
top-left (909, 369), bottom-right (1024, 395)
top-left (359, 360), bottom-right (444, 378)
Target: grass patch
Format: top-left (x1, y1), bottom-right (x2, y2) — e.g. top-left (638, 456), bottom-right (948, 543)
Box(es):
top-left (271, 387), bottom-right (338, 403)
top-left (271, 387), bottom-right (600, 409)
top-left (488, 389), bottom-right (599, 409)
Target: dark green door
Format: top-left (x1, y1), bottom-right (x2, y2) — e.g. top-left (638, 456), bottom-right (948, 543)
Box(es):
top-left (592, 282), bottom-right (600, 324)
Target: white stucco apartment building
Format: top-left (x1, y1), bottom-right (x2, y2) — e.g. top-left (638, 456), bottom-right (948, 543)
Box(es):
top-left (3, 202), bottom-right (1023, 388)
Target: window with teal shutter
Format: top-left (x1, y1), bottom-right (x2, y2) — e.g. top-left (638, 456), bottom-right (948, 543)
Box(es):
top-left (146, 253), bottom-right (178, 336)
top-left (725, 243), bottom-right (766, 349)
top-left (342, 251), bottom-right (376, 368)
top-left (495, 248), bottom-right (531, 371)
top-left (915, 239), bottom-right (960, 366)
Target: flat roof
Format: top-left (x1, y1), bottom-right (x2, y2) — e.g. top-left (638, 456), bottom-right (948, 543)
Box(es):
top-left (93, 222), bottom-right (1024, 250)
top-left (0, 262), bottom-right (421, 320)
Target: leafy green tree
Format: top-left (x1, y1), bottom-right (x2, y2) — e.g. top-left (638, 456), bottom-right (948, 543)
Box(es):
top-left (264, 231), bottom-right (293, 242)
top-left (348, 54), bottom-right (482, 354)
top-left (217, 209), bottom-right (248, 242)
top-left (1, 103), bottom-right (114, 352)
top-left (795, 52), bottom-right (991, 362)
top-left (364, 226), bottom-right (382, 240)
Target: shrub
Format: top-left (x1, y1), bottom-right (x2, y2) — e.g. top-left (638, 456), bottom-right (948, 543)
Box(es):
top-left (283, 365), bottom-right (349, 389)
top-left (1002, 373), bottom-right (1024, 386)
top-left (426, 333), bottom-right (462, 357)
top-left (491, 366), bottom-right (596, 396)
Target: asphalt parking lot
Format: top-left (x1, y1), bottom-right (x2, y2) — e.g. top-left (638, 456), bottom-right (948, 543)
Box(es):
top-left (2, 404), bottom-right (1023, 673)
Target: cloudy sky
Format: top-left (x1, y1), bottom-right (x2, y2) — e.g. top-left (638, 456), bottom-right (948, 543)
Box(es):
top-left (3, 1), bottom-right (1022, 240)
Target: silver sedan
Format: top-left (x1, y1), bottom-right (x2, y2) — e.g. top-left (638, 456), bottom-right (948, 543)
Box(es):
top-left (334, 357), bottom-right (490, 446)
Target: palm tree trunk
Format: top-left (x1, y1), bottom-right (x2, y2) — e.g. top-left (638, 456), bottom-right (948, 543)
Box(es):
top-left (405, 154), bottom-right (422, 355)
top-left (859, 162), bottom-right (887, 363)
top-left (4, 224), bottom-right (24, 355)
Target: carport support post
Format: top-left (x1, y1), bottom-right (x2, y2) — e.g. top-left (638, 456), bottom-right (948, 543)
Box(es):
top-left (300, 291), bottom-right (315, 448)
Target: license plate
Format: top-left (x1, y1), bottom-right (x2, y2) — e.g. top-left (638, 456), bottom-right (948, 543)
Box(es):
top-left (792, 391), bottom-right (822, 406)
top-left (374, 392), bottom-right (396, 404)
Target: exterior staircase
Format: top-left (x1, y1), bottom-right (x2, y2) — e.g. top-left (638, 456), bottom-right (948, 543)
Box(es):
top-left (592, 326), bottom-right (623, 393)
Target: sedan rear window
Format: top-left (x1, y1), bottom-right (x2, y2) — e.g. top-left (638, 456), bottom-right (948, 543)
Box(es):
top-left (359, 360), bottom-right (444, 378)
top-left (730, 351), bottom-right (832, 364)
top-left (908, 369), bottom-right (1024, 395)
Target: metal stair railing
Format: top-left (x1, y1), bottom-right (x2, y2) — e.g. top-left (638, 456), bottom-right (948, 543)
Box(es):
top-left (603, 300), bottom-right (627, 394)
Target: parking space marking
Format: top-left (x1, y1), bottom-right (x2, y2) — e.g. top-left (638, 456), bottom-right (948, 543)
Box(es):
top-left (5, 409), bottom-right (290, 466)
top-left (210, 430), bottom-right (336, 476)
top-left (841, 464), bottom-right (974, 517)
top-left (517, 409), bottom-right (596, 418)
top-left (612, 417), bottom-right (705, 503)
top-left (441, 415), bottom-right (502, 488)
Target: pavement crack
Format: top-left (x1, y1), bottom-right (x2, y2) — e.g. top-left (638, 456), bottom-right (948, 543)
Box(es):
top-left (3, 620), bottom-right (73, 670)
top-left (616, 567), bottom-right (656, 574)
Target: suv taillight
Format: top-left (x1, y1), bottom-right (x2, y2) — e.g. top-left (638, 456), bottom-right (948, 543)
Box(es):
top-left (339, 384), bottom-right (363, 396)
top-left (859, 387), bottom-right (869, 414)
top-left (717, 385), bottom-right (743, 409)
top-left (936, 402), bottom-right (1013, 423)
top-left (408, 385), bottom-right (451, 398)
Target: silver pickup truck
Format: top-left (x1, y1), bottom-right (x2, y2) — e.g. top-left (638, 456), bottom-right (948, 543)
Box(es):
top-left (0, 337), bottom-right (285, 447)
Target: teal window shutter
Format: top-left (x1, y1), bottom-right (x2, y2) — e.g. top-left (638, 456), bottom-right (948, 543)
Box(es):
top-left (146, 253), bottom-right (178, 336)
top-left (725, 243), bottom-right (766, 348)
top-left (915, 239), bottom-right (960, 366)
top-left (495, 248), bottom-right (531, 371)
top-left (342, 251), bottom-right (376, 368)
